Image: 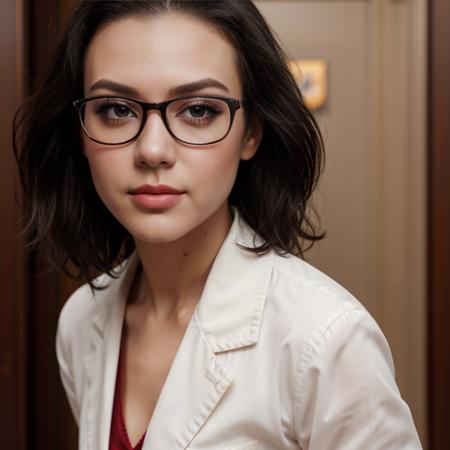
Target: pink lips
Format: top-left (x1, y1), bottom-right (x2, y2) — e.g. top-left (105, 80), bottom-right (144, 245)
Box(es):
top-left (129, 184), bottom-right (184, 209)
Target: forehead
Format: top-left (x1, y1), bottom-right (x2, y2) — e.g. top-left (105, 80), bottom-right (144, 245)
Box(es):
top-left (83, 13), bottom-right (242, 99)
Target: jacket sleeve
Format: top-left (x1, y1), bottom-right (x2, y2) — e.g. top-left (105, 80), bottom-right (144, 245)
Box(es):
top-left (55, 307), bottom-right (81, 427)
top-left (293, 309), bottom-right (423, 450)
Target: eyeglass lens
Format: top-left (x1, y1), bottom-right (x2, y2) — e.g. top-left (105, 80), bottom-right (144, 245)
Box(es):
top-left (80, 97), bottom-right (232, 145)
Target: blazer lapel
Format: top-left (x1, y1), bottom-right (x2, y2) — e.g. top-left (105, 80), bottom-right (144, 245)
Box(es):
top-left (142, 311), bottom-right (233, 450)
top-left (83, 254), bottom-right (140, 450)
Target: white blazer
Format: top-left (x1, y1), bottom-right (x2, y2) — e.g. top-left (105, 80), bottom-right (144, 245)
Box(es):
top-left (56, 209), bottom-right (422, 450)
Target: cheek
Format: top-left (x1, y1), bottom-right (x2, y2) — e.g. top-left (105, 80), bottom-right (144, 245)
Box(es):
top-left (190, 143), bottom-right (242, 201)
top-left (84, 148), bottom-right (128, 201)
top-left (86, 155), bottom-right (109, 190)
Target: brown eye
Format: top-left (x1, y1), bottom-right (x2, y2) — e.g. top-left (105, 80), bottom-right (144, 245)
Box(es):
top-left (113, 105), bottom-right (132, 118)
top-left (189, 105), bottom-right (206, 118)
top-left (176, 100), bottom-right (222, 122)
top-left (96, 102), bottom-right (136, 119)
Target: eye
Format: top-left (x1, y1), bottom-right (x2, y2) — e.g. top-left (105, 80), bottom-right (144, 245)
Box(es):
top-left (186, 104), bottom-right (215, 119)
top-left (94, 99), bottom-right (139, 120)
top-left (110, 105), bottom-right (132, 118)
top-left (176, 99), bottom-right (223, 123)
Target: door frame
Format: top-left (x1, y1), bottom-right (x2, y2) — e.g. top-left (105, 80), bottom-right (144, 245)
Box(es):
top-left (428, 0), bottom-right (450, 449)
top-left (0, 0), bottom-right (28, 448)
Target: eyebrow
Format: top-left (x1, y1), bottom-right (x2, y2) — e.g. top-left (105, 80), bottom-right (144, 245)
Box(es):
top-left (88, 78), bottom-right (230, 98)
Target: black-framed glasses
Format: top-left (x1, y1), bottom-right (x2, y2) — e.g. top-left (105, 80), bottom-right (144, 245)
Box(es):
top-left (72, 95), bottom-right (244, 146)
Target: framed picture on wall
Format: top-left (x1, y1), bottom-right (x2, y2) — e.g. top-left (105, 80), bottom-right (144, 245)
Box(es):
top-left (288, 58), bottom-right (328, 110)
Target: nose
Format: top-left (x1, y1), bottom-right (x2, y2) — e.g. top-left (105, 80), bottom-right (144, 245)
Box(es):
top-left (133, 110), bottom-right (177, 168)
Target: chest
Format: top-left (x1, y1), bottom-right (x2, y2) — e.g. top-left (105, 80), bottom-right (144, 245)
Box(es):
top-left (120, 316), bottom-right (190, 446)
top-left (80, 284), bottom-right (299, 450)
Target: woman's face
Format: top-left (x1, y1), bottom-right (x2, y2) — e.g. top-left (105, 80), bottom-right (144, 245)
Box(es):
top-left (82, 13), bottom-right (261, 244)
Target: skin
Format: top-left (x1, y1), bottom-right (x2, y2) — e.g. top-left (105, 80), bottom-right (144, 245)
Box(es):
top-left (82, 13), bottom-right (262, 445)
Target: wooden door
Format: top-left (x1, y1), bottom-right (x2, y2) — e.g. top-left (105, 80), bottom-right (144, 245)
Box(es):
top-left (26, 2), bottom-right (80, 448)
top-left (0, 0), bottom-right (28, 448)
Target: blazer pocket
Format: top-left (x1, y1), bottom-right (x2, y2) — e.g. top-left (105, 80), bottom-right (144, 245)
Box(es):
top-left (187, 440), bottom-right (259, 450)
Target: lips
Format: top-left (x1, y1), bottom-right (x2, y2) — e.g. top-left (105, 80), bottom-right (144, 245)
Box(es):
top-left (128, 184), bottom-right (184, 209)
top-left (129, 184), bottom-right (184, 195)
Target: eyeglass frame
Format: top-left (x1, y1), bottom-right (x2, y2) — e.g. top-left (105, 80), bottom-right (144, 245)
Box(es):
top-left (72, 94), bottom-right (245, 146)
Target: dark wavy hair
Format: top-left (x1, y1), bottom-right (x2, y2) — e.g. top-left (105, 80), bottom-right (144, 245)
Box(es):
top-left (13, 0), bottom-right (325, 290)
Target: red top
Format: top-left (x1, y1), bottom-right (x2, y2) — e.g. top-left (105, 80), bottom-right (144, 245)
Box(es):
top-left (109, 331), bottom-right (147, 450)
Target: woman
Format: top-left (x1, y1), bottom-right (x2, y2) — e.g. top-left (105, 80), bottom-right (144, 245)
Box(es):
top-left (14, 1), bottom-right (422, 449)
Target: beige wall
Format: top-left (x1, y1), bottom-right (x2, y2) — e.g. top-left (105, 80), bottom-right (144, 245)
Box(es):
top-left (255, 0), bottom-right (428, 446)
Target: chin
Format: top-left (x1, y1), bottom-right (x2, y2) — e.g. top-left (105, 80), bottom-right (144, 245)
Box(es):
top-left (128, 228), bottom-right (182, 245)
top-left (112, 200), bottom-right (229, 245)
top-left (125, 221), bottom-right (192, 245)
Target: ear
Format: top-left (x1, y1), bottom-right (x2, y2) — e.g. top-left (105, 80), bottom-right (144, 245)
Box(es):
top-left (240, 115), bottom-right (264, 161)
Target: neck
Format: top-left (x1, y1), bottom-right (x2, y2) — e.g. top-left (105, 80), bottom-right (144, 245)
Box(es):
top-left (131, 203), bottom-right (233, 323)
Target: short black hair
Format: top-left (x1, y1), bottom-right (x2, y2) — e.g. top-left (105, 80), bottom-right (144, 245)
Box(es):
top-left (13, 0), bottom-right (325, 290)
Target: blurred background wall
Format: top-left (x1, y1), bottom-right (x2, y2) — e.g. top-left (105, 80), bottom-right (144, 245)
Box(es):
top-left (254, 0), bottom-right (428, 444)
top-left (1, 0), bottom-right (449, 449)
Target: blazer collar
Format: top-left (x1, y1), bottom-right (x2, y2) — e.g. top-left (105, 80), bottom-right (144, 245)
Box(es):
top-left (90, 207), bottom-right (274, 352)
top-left (196, 208), bottom-right (274, 352)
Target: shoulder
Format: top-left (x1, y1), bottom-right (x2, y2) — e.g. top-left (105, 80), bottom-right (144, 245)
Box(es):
top-left (57, 271), bottom-right (115, 339)
top-left (265, 251), bottom-right (375, 341)
top-left (261, 251), bottom-right (397, 388)
top-left (56, 254), bottom-right (138, 352)
top-left (236, 214), bottom-right (387, 362)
